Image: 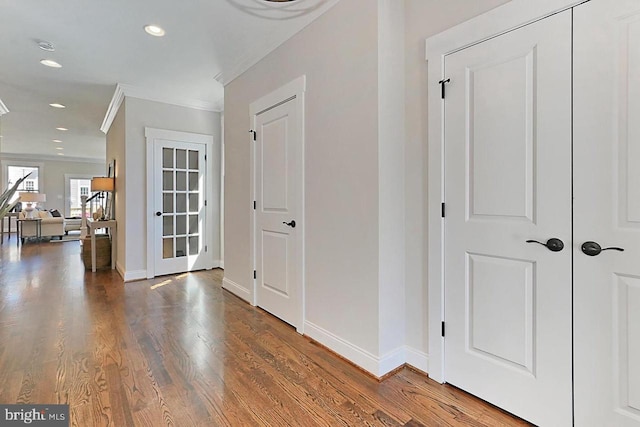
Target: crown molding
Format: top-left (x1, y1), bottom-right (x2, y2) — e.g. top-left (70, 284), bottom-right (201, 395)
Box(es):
top-left (100, 83), bottom-right (224, 134)
top-left (0, 98), bottom-right (9, 116)
top-left (216, 0), bottom-right (341, 85)
top-left (100, 84), bottom-right (125, 134)
top-left (0, 152), bottom-right (105, 164)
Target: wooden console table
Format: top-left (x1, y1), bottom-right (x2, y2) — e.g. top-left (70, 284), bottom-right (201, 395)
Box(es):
top-left (88, 219), bottom-right (117, 272)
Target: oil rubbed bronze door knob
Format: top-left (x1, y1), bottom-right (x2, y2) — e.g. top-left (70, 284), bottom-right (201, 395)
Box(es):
top-left (581, 241), bottom-right (624, 256)
top-left (526, 238), bottom-right (565, 252)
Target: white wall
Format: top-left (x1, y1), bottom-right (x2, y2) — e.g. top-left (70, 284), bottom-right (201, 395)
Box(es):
top-left (403, 0), bottom-right (511, 366)
top-left (106, 103), bottom-right (126, 270)
top-left (121, 97), bottom-right (221, 279)
top-left (225, 0), bottom-right (382, 360)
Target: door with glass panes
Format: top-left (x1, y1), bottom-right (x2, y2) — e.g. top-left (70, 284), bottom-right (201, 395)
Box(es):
top-left (154, 140), bottom-right (207, 276)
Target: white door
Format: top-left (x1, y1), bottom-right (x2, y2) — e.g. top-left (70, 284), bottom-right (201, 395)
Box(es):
top-left (254, 97), bottom-right (302, 328)
top-left (154, 140), bottom-right (207, 276)
top-left (574, 1), bottom-right (640, 425)
top-left (443, 11), bottom-right (573, 426)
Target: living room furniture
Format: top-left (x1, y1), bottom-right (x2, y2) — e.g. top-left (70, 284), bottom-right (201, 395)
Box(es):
top-left (88, 218), bottom-right (116, 272)
top-left (1, 212), bottom-right (19, 244)
top-left (64, 218), bottom-right (82, 234)
top-left (18, 210), bottom-right (65, 242)
top-left (19, 192), bottom-right (46, 219)
top-left (17, 218), bottom-right (41, 244)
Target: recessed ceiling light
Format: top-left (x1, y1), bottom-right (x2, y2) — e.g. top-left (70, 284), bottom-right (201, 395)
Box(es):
top-left (144, 25), bottom-right (165, 37)
top-left (57, 153), bottom-right (65, 156)
top-left (52, 139), bottom-right (62, 143)
top-left (55, 147), bottom-right (63, 150)
top-left (56, 127), bottom-right (68, 131)
top-left (49, 103), bottom-right (66, 108)
top-left (40, 59), bottom-right (62, 68)
top-left (37, 41), bottom-right (55, 52)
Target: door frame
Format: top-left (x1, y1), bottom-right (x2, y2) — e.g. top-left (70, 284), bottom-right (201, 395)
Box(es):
top-left (145, 127), bottom-right (216, 279)
top-left (249, 75), bottom-right (306, 333)
top-left (426, 0), bottom-right (586, 383)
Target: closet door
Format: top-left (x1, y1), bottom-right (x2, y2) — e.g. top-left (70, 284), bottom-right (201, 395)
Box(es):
top-left (574, 1), bottom-right (640, 426)
top-left (443, 11), bottom-right (572, 426)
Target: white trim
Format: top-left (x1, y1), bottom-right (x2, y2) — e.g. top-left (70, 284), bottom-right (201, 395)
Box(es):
top-left (249, 75), bottom-right (306, 332)
top-left (211, 261), bottom-right (222, 269)
top-left (222, 277), bottom-right (252, 303)
top-left (100, 84), bottom-right (223, 134)
top-left (426, 0), bottom-right (585, 384)
top-left (405, 347), bottom-right (429, 374)
top-left (304, 320), bottom-right (382, 376)
top-left (145, 127), bottom-right (215, 279)
top-left (100, 85), bottom-right (125, 134)
top-left (219, 261), bottom-right (224, 269)
top-left (64, 174), bottom-right (95, 218)
top-left (217, 0), bottom-right (341, 85)
top-left (116, 261), bottom-right (146, 282)
top-left (0, 98), bottom-right (9, 116)
top-left (0, 152), bottom-right (104, 164)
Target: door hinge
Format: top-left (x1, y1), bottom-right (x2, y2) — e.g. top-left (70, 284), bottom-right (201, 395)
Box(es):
top-left (441, 202), bottom-right (446, 218)
top-left (253, 270), bottom-right (257, 280)
top-left (250, 130), bottom-right (256, 141)
top-left (205, 245), bottom-right (208, 252)
top-left (441, 321), bottom-right (445, 337)
top-left (205, 154), bottom-right (207, 161)
top-left (253, 200), bottom-right (256, 210)
top-left (439, 78), bottom-right (451, 99)
top-left (205, 200), bottom-right (208, 207)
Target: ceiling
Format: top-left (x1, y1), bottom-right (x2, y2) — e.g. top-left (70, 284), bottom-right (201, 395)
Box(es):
top-left (0, 0), bottom-right (338, 161)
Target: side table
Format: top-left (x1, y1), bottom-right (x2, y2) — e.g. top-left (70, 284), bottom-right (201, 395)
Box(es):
top-left (1, 212), bottom-right (19, 244)
top-left (17, 218), bottom-right (42, 245)
top-left (87, 219), bottom-right (117, 272)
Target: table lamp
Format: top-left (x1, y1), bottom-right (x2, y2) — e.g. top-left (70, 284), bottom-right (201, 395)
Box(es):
top-left (91, 177), bottom-right (114, 220)
top-left (19, 192), bottom-right (46, 219)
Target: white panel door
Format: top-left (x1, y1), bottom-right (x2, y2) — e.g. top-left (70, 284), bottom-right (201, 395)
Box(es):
top-left (255, 97), bottom-right (301, 328)
top-left (154, 140), bottom-right (207, 276)
top-left (443, 11), bottom-right (572, 426)
top-left (574, 1), bottom-right (640, 425)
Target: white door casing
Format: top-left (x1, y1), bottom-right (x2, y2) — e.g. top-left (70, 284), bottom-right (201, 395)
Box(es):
top-left (145, 128), bottom-right (215, 278)
top-left (250, 76), bottom-right (305, 333)
top-left (574, 1), bottom-right (640, 425)
top-left (443, 11), bottom-right (572, 426)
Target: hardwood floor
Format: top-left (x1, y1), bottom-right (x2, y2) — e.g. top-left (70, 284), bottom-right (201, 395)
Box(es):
top-left (0, 239), bottom-right (530, 426)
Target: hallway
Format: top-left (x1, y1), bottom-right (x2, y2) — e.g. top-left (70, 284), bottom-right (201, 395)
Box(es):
top-left (0, 241), bottom-right (528, 426)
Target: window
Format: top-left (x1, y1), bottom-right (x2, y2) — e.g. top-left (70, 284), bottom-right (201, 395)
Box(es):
top-left (6, 166), bottom-right (40, 203)
top-left (80, 186), bottom-right (89, 196)
top-left (68, 178), bottom-right (93, 217)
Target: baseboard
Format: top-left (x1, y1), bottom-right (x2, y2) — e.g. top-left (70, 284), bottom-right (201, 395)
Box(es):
top-left (404, 346), bottom-right (429, 374)
top-left (378, 347), bottom-right (407, 376)
top-left (304, 320), bottom-right (383, 377)
top-left (219, 261), bottom-right (224, 269)
top-left (211, 260), bottom-right (222, 269)
top-left (116, 262), bottom-right (147, 282)
top-left (222, 277), bottom-right (251, 303)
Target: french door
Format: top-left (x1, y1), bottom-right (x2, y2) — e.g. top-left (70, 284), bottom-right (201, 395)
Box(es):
top-left (443, 0), bottom-right (640, 425)
top-left (152, 138), bottom-right (208, 277)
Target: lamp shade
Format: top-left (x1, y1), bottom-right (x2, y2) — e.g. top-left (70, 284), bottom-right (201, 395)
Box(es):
top-left (91, 177), bottom-right (114, 192)
top-left (19, 192), bottom-right (46, 203)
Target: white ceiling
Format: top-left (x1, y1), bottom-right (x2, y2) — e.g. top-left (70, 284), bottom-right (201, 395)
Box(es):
top-left (0, 0), bottom-right (338, 161)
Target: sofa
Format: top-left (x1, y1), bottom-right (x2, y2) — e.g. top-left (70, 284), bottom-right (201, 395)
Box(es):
top-left (19, 210), bottom-right (65, 241)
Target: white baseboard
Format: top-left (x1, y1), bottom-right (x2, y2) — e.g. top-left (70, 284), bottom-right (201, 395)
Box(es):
top-left (404, 346), bottom-right (429, 374)
top-left (211, 260), bottom-right (222, 269)
top-left (379, 347), bottom-right (407, 376)
top-left (219, 261), bottom-right (224, 269)
top-left (304, 320), bottom-right (384, 377)
top-left (222, 277), bottom-right (251, 303)
top-left (116, 262), bottom-right (147, 282)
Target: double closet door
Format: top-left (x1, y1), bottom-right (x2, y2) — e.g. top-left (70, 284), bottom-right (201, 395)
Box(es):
top-left (443, 1), bottom-right (640, 425)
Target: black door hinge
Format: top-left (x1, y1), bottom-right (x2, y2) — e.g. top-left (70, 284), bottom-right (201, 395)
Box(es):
top-left (205, 155), bottom-right (207, 161)
top-left (205, 200), bottom-right (208, 207)
top-left (253, 201), bottom-right (256, 210)
top-left (253, 270), bottom-right (257, 279)
top-left (441, 203), bottom-right (446, 218)
top-left (205, 245), bottom-right (208, 252)
top-left (250, 130), bottom-right (256, 141)
top-left (441, 321), bottom-right (445, 337)
top-left (439, 78), bottom-right (451, 99)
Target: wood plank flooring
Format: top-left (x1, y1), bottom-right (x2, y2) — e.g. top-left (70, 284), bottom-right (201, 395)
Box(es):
top-left (0, 239), bottom-right (530, 426)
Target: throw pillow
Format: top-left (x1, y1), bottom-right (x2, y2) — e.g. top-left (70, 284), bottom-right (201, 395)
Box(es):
top-left (50, 209), bottom-right (62, 217)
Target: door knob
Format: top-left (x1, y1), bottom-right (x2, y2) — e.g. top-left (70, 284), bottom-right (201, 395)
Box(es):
top-left (283, 220), bottom-right (296, 228)
top-left (156, 211), bottom-right (162, 217)
top-left (581, 241), bottom-right (624, 257)
top-left (526, 238), bottom-right (564, 252)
